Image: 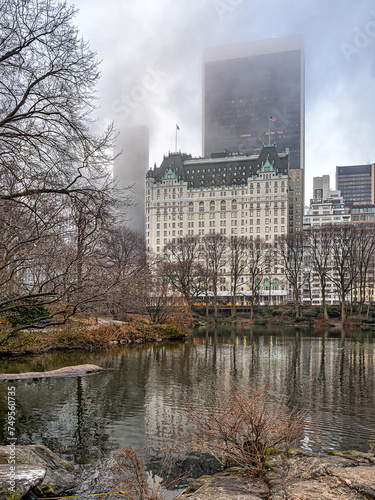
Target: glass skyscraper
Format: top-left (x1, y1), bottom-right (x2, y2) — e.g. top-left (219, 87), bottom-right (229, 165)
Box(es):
top-left (203, 35), bottom-right (305, 232)
top-left (203, 35), bottom-right (304, 171)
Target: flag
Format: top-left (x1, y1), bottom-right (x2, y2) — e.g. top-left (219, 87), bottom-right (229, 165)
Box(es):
top-left (176, 124), bottom-right (180, 130)
top-left (269, 116), bottom-right (276, 122)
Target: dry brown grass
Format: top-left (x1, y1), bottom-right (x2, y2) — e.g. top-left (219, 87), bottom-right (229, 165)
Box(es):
top-left (0, 321), bottom-right (185, 355)
top-left (99, 447), bottom-right (162, 500)
top-left (180, 383), bottom-right (310, 476)
top-left (98, 446), bottom-right (189, 500)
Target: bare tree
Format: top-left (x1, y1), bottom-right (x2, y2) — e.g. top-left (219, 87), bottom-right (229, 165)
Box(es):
top-left (162, 236), bottom-right (205, 309)
top-left (228, 237), bottom-right (249, 318)
top-left (329, 224), bottom-right (357, 321)
top-left (0, 0), bottom-right (130, 338)
top-left (130, 256), bottom-right (177, 324)
top-left (202, 234), bottom-right (227, 319)
top-left (100, 226), bottom-right (146, 319)
top-left (247, 239), bottom-right (266, 321)
top-left (307, 225), bottom-right (334, 321)
top-left (277, 233), bottom-right (305, 318)
top-left (0, 0), bottom-right (119, 206)
top-left (351, 223), bottom-right (375, 318)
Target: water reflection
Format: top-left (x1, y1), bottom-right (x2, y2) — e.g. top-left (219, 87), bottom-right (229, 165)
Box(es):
top-left (0, 328), bottom-right (374, 477)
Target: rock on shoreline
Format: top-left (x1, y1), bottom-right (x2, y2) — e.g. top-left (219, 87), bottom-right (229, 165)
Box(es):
top-left (175, 449), bottom-right (375, 499)
top-left (0, 445), bottom-right (80, 499)
top-left (0, 363), bottom-right (105, 381)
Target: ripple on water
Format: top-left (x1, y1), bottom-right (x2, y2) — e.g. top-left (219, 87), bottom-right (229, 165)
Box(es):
top-left (0, 328), bottom-right (374, 473)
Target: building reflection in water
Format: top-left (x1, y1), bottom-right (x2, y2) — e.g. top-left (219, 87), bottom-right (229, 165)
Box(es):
top-left (0, 327), bottom-right (374, 476)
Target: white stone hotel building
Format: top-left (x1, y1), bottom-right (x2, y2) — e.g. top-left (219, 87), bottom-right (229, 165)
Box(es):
top-left (145, 144), bottom-right (303, 305)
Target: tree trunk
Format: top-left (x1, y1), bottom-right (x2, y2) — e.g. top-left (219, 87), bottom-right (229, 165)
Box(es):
top-left (213, 280), bottom-right (218, 320)
top-left (321, 281), bottom-right (328, 320)
top-left (294, 285), bottom-right (300, 318)
top-left (341, 293), bottom-right (346, 322)
top-left (231, 285), bottom-right (237, 318)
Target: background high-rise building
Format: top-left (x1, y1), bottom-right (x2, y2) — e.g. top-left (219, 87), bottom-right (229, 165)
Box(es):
top-left (203, 36), bottom-right (304, 169)
top-left (203, 36), bottom-right (305, 231)
top-left (113, 125), bottom-right (149, 234)
top-left (313, 175), bottom-right (330, 200)
top-left (336, 164), bottom-right (375, 207)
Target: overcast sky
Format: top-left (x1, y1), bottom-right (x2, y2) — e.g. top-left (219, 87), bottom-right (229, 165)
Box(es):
top-left (72, 0), bottom-right (375, 209)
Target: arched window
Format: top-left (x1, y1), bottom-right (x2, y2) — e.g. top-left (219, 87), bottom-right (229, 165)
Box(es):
top-left (199, 201), bottom-right (204, 212)
top-left (210, 201), bottom-right (215, 211)
top-left (221, 200), bottom-right (226, 211)
top-left (231, 199), bottom-right (237, 210)
top-left (273, 279), bottom-right (279, 290)
top-left (264, 278), bottom-right (270, 291)
top-left (188, 202), bottom-right (193, 213)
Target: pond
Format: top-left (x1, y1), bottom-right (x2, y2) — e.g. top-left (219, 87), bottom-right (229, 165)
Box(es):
top-left (0, 326), bottom-right (374, 487)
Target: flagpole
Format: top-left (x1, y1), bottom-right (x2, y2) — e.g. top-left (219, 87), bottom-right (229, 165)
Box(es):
top-left (175, 124), bottom-right (180, 152)
top-left (268, 119), bottom-right (270, 145)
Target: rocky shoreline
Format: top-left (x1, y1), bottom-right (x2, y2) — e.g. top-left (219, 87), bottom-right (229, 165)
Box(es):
top-left (175, 449), bottom-right (375, 500)
top-left (0, 445), bottom-right (80, 499)
top-left (1, 446), bottom-right (374, 499)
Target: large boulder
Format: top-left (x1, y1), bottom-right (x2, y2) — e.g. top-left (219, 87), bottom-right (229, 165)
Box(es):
top-left (174, 468), bottom-right (268, 500)
top-left (266, 449), bottom-right (375, 500)
top-left (0, 465), bottom-right (46, 500)
top-left (0, 445), bottom-right (80, 498)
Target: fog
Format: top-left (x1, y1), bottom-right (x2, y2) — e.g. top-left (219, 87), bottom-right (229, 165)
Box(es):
top-left (72, 0), bottom-right (375, 231)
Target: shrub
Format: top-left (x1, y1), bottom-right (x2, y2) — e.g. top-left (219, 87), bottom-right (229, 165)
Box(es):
top-left (0, 296), bottom-right (50, 327)
top-left (155, 323), bottom-right (184, 338)
top-left (179, 384), bottom-right (309, 476)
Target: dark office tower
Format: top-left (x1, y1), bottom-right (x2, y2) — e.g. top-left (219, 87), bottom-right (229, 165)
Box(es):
top-left (336, 164), bottom-right (375, 207)
top-left (113, 125), bottom-right (149, 235)
top-left (203, 36), bottom-right (305, 231)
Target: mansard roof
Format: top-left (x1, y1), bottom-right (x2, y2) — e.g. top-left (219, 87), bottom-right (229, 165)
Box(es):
top-left (147, 144), bottom-right (289, 188)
